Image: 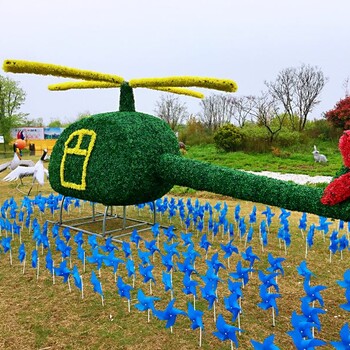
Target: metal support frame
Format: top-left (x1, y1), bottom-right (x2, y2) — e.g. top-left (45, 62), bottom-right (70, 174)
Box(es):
top-left (51, 196), bottom-right (169, 243)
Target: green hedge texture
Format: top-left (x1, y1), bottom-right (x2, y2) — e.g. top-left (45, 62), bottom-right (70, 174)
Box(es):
top-left (49, 111), bottom-right (180, 206)
top-left (158, 154), bottom-right (350, 221)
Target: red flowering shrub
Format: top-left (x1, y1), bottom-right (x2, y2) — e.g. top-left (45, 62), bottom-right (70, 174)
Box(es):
top-left (325, 96), bottom-right (350, 129)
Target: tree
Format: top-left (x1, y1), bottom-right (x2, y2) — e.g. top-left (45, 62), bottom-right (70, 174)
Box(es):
top-left (213, 124), bottom-right (243, 152)
top-left (154, 95), bottom-right (188, 130)
top-left (265, 64), bottom-right (327, 131)
top-left (325, 96), bottom-right (350, 129)
top-left (48, 119), bottom-right (64, 127)
top-left (249, 93), bottom-right (285, 143)
top-left (229, 95), bottom-right (256, 128)
top-left (0, 75), bottom-right (27, 150)
top-left (199, 94), bottom-right (233, 131)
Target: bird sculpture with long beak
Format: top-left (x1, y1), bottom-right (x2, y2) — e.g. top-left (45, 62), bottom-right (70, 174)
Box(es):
top-left (0, 143), bottom-right (34, 173)
top-left (3, 149), bottom-right (49, 195)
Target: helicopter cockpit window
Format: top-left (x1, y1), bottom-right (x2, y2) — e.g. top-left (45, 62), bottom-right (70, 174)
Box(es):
top-left (60, 129), bottom-right (97, 191)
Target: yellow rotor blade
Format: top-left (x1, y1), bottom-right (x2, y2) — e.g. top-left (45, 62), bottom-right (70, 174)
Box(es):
top-left (149, 87), bottom-right (204, 99)
top-left (49, 81), bottom-right (121, 91)
top-left (3, 59), bottom-right (124, 84)
top-left (129, 76), bottom-right (238, 93)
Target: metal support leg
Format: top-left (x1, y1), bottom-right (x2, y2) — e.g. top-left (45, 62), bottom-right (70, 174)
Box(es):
top-left (123, 206), bottom-right (126, 229)
top-left (59, 196), bottom-right (66, 224)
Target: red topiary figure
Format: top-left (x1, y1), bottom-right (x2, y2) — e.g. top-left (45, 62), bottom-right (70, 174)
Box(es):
top-left (321, 130), bottom-right (350, 205)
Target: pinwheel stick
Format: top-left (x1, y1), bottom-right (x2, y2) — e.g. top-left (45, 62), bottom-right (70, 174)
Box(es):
top-left (199, 327), bottom-right (202, 347)
top-left (36, 257), bottom-right (40, 280)
top-left (272, 307), bottom-right (275, 327)
top-left (67, 276), bottom-right (72, 292)
top-left (81, 275), bottom-right (84, 299)
top-left (52, 262), bottom-right (55, 285)
top-left (147, 309), bottom-right (151, 323)
top-left (22, 258), bottom-right (26, 275)
top-left (9, 249), bottom-right (12, 266)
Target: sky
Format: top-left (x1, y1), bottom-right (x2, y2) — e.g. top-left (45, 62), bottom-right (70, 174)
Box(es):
top-left (1, 0), bottom-right (349, 125)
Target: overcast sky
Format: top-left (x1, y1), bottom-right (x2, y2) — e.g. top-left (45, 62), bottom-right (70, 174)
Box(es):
top-left (1, 0), bottom-right (349, 125)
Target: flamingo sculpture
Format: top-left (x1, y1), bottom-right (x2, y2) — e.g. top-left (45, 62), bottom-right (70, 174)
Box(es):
top-left (3, 149), bottom-right (49, 195)
top-left (0, 143), bottom-right (34, 173)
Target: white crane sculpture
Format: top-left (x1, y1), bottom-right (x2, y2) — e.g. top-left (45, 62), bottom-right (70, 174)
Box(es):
top-left (0, 143), bottom-right (35, 173)
top-left (3, 149), bottom-right (49, 195)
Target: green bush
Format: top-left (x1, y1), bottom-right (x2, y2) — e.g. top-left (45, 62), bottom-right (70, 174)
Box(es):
top-left (213, 124), bottom-right (243, 152)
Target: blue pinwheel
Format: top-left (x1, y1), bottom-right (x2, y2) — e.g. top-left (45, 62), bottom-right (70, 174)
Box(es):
top-left (77, 245), bottom-right (85, 265)
top-left (1, 237), bottom-right (12, 253)
top-left (162, 271), bottom-right (173, 295)
top-left (62, 227), bottom-right (71, 243)
top-left (187, 301), bottom-right (204, 347)
top-left (187, 301), bottom-right (203, 330)
top-left (163, 242), bottom-right (180, 259)
top-left (51, 224), bottom-right (60, 238)
top-left (151, 223), bottom-right (160, 240)
top-left (100, 237), bottom-right (117, 253)
top-left (163, 225), bottom-right (177, 242)
top-left (316, 216), bottom-right (332, 237)
top-left (45, 249), bottom-right (54, 273)
top-left (306, 223), bottom-right (315, 249)
top-left (181, 232), bottom-right (193, 247)
top-left (134, 288), bottom-right (159, 315)
top-left (18, 242), bottom-right (26, 263)
top-left (88, 235), bottom-right (98, 249)
top-left (290, 311), bottom-right (315, 339)
top-left (267, 253), bottom-right (285, 276)
top-left (329, 230), bottom-right (339, 255)
top-left (31, 249), bottom-right (38, 268)
top-left (330, 323), bottom-right (350, 349)
top-left (257, 285), bottom-right (281, 318)
top-left (260, 220), bottom-right (268, 247)
top-left (201, 266), bottom-right (221, 290)
top-left (117, 276), bottom-right (133, 304)
top-left (182, 243), bottom-right (201, 265)
top-left (303, 279), bottom-right (327, 307)
top-left (300, 297), bottom-right (326, 332)
top-left (182, 274), bottom-right (198, 298)
top-left (126, 258), bottom-right (135, 278)
top-left (250, 334), bottom-right (280, 350)
top-left (86, 247), bottom-right (104, 271)
top-left (213, 314), bottom-right (242, 348)
top-left (241, 246), bottom-right (260, 269)
top-left (338, 235), bottom-right (349, 256)
top-left (122, 241), bottom-right (132, 259)
top-left (90, 270), bottom-right (103, 297)
top-left (200, 281), bottom-right (217, 310)
top-left (287, 329), bottom-right (326, 349)
top-left (296, 260), bottom-right (315, 283)
top-left (54, 260), bottom-right (71, 283)
top-left (249, 205), bottom-right (257, 225)
top-left (299, 212), bottom-right (307, 231)
top-left (230, 261), bottom-right (252, 287)
top-left (239, 217), bottom-right (246, 239)
top-left (161, 253), bottom-right (174, 272)
top-left (234, 203), bottom-right (241, 223)
top-left (72, 265), bottom-right (82, 291)
top-left (138, 249), bottom-right (152, 266)
top-left (258, 270), bottom-right (280, 292)
top-left (337, 269), bottom-right (350, 290)
top-left (154, 299), bottom-right (186, 330)
top-left (246, 226), bottom-right (254, 243)
top-left (220, 240), bottom-right (238, 259)
top-left (206, 252), bottom-right (226, 274)
top-left (224, 293), bottom-right (241, 322)
top-left (262, 206), bottom-right (275, 228)
top-left (228, 280), bottom-right (243, 299)
top-left (144, 239), bottom-right (160, 258)
top-left (74, 231), bottom-right (84, 246)
top-left (130, 229), bottom-right (142, 247)
top-left (177, 257), bottom-right (197, 277)
top-left (139, 263), bottom-right (155, 285)
top-left (104, 251), bottom-right (124, 274)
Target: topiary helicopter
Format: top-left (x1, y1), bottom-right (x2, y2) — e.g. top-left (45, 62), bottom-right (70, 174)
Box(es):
top-left (3, 59), bottom-right (350, 222)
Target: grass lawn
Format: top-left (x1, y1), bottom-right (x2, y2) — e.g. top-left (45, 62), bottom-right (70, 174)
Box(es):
top-left (0, 152), bottom-right (348, 349)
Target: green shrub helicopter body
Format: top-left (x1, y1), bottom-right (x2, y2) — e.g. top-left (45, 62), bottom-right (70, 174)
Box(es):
top-left (3, 59), bottom-right (350, 221)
